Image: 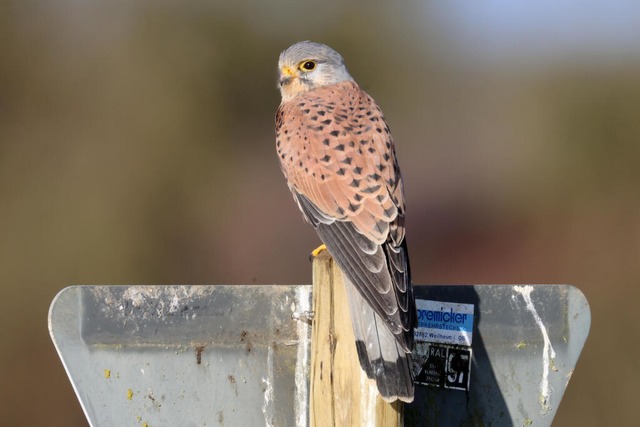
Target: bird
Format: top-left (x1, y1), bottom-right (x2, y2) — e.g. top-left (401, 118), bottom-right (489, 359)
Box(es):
top-left (275, 41), bottom-right (416, 402)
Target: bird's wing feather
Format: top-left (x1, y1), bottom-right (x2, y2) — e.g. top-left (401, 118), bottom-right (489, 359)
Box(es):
top-left (345, 275), bottom-right (414, 402)
top-left (276, 81), bottom-right (415, 350)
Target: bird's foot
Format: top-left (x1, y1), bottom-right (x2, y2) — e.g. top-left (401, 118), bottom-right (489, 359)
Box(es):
top-left (309, 243), bottom-right (327, 261)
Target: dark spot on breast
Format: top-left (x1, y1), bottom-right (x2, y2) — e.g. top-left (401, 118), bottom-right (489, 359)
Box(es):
top-left (341, 157), bottom-right (353, 165)
top-left (337, 168), bottom-right (346, 176)
top-left (318, 110), bottom-right (326, 116)
top-left (303, 109), bottom-right (310, 114)
top-left (368, 147), bottom-right (376, 153)
top-left (311, 115), bottom-right (318, 121)
top-left (383, 153), bottom-right (391, 161)
top-left (359, 139), bottom-right (368, 145)
top-left (353, 166), bottom-right (363, 174)
top-left (368, 173), bottom-right (381, 181)
top-left (323, 138), bottom-right (330, 146)
top-left (330, 130), bottom-right (340, 137)
top-left (320, 154), bottom-right (331, 162)
top-left (335, 144), bottom-right (345, 151)
top-left (336, 207), bottom-right (345, 216)
top-left (348, 202), bottom-right (360, 213)
top-left (321, 119), bottom-right (332, 125)
top-left (376, 128), bottom-right (382, 133)
top-left (354, 194), bottom-right (363, 202)
top-left (350, 179), bottom-right (361, 188)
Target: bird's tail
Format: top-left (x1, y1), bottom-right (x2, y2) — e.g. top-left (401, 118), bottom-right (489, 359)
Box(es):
top-left (344, 275), bottom-right (415, 403)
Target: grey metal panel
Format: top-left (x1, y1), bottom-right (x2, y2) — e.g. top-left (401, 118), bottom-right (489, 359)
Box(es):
top-left (407, 284), bottom-right (590, 427)
top-left (49, 285), bottom-right (313, 427)
top-left (49, 284), bottom-right (589, 427)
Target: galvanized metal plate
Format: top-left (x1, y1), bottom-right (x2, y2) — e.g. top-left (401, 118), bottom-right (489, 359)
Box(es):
top-left (48, 285), bottom-right (312, 427)
top-left (407, 284), bottom-right (590, 427)
top-left (49, 284), bottom-right (589, 427)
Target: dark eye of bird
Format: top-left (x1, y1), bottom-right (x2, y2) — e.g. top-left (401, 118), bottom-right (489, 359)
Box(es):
top-left (302, 61), bottom-right (316, 70)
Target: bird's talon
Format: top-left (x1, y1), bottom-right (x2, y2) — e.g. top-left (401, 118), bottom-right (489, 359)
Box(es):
top-left (310, 243), bottom-right (327, 260)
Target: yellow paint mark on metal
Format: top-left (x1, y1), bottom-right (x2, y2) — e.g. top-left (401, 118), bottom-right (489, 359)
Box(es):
top-left (104, 369), bottom-right (111, 379)
top-left (127, 388), bottom-right (134, 400)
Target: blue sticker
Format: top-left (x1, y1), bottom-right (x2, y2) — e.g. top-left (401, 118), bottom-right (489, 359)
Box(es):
top-left (415, 300), bottom-right (475, 346)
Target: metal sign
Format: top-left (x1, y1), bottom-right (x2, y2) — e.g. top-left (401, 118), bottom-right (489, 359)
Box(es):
top-left (49, 284), bottom-right (590, 427)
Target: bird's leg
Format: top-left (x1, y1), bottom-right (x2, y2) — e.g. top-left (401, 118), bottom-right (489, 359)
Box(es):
top-left (310, 243), bottom-right (327, 258)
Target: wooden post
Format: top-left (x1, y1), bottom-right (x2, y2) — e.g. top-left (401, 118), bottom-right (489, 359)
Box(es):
top-left (310, 251), bottom-right (403, 427)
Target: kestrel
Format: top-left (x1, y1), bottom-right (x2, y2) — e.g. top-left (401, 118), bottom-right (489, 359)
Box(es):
top-left (275, 41), bottom-right (416, 402)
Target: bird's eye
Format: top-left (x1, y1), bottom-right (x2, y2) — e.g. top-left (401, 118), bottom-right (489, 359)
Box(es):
top-left (299, 61), bottom-right (316, 72)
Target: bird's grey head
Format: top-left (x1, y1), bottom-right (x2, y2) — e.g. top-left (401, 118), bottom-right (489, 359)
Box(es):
top-left (277, 41), bottom-right (353, 102)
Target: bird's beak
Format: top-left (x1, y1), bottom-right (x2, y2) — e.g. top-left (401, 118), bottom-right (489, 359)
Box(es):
top-left (279, 66), bottom-right (297, 86)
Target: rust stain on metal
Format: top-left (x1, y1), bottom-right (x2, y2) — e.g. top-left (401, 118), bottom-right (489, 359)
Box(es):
top-left (195, 345), bottom-right (206, 365)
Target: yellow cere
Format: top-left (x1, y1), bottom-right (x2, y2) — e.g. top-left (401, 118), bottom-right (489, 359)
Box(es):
top-left (280, 66), bottom-right (295, 78)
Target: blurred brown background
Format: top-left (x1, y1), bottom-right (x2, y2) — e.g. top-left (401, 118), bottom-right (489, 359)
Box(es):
top-left (1, 1), bottom-right (638, 426)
